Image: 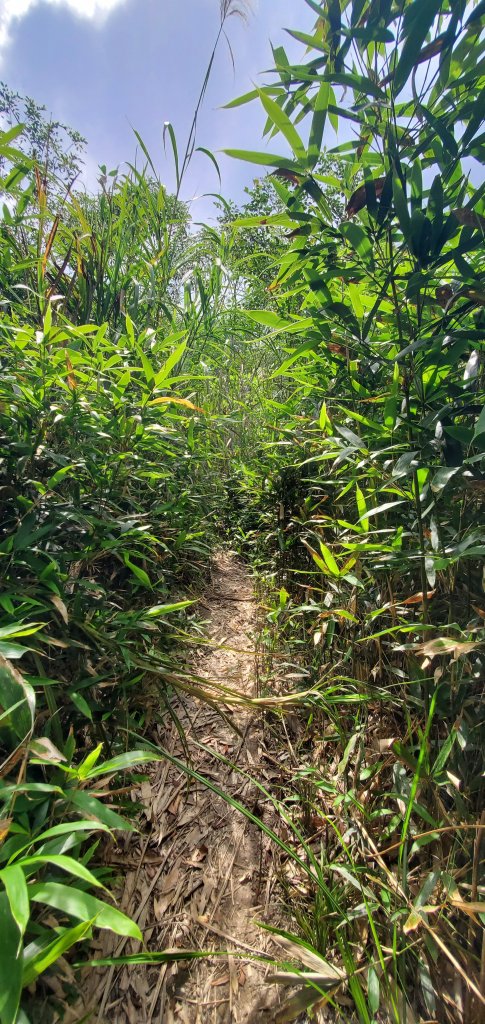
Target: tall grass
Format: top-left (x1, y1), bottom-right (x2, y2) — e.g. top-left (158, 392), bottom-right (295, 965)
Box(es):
top-left (219, 0), bottom-right (485, 1018)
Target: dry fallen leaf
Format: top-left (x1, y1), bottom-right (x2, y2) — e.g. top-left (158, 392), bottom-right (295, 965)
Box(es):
top-left (186, 844), bottom-right (208, 866)
top-left (153, 865), bottom-right (181, 920)
top-left (167, 793), bottom-right (182, 816)
top-left (211, 972), bottom-right (230, 988)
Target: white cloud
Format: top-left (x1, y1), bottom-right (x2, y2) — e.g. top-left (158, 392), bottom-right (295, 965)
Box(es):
top-left (0, 0), bottom-right (127, 56)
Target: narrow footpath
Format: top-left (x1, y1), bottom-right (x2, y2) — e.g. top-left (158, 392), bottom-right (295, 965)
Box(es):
top-left (75, 552), bottom-right (286, 1023)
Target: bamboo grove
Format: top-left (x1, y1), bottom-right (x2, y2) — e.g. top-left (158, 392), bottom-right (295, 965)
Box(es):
top-left (0, 0), bottom-right (484, 1021)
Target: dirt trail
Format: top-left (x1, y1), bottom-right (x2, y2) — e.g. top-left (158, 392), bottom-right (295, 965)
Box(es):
top-left (76, 551), bottom-right (284, 1024)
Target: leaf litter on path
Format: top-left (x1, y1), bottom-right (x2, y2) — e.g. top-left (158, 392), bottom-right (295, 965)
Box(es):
top-left (71, 551), bottom-right (288, 1024)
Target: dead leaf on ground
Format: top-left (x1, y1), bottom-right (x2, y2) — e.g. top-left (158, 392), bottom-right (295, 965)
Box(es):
top-left (186, 844), bottom-right (208, 866)
top-left (153, 865), bottom-right (181, 920)
top-left (211, 973), bottom-right (230, 988)
top-left (167, 793), bottom-right (183, 815)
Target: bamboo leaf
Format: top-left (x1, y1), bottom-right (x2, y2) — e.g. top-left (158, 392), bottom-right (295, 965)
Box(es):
top-left (0, 866), bottom-right (29, 941)
top-left (308, 82), bottom-right (330, 168)
top-left (355, 485), bottom-right (369, 532)
top-left (0, 892), bottom-right (22, 1024)
top-left (29, 882), bottom-right (142, 939)
top-left (223, 149), bottom-right (304, 171)
top-left (394, 0), bottom-right (443, 95)
top-left (22, 920), bottom-right (93, 986)
top-left (256, 90), bottom-right (306, 163)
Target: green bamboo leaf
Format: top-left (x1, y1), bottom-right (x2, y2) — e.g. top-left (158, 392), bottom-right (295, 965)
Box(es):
top-left (0, 655), bottom-right (35, 741)
top-left (459, 78), bottom-right (485, 152)
top-left (233, 213), bottom-right (296, 228)
top-left (29, 882), bottom-right (142, 939)
top-left (359, 501), bottom-right (405, 521)
top-left (419, 105), bottom-right (458, 158)
top-left (19, 855), bottom-right (104, 889)
top-left (367, 965), bottom-right (380, 1015)
top-left (133, 128), bottom-right (158, 179)
top-left (70, 691), bottom-right (93, 721)
top-left (0, 124), bottom-right (26, 147)
top-left (0, 865), bottom-right (29, 940)
top-left (0, 624), bottom-right (42, 641)
top-left (10, 821), bottom-right (110, 864)
top-left (78, 948), bottom-right (222, 968)
top-left (162, 121), bottom-right (180, 190)
top-left (392, 175), bottom-right (411, 241)
top-left (146, 600), bottom-right (195, 617)
top-left (430, 467), bottom-right (460, 493)
top-left (284, 27), bottom-right (328, 52)
top-left (318, 541), bottom-right (340, 576)
top-left (153, 337), bottom-right (187, 387)
top-left (308, 82), bottom-right (330, 169)
top-left (0, 642), bottom-right (31, 660)
top-left (78, 743), bottom-right (103, 778)
top-left (123, 554), bottom-right (152, 589)
top-left (270, 337), bottom-right (321, 377)
top-left (195, 146), bottom-right (221, 186)
top-left (86, 750), bottom-right (160, 778)
top-left (355, 485), bottom-right (369, 532)
top-left (319, 401), bottom-right (332, 432)
top-left (0, 892), bottom-right (22, 1024)
top-left (257, 88), bottom-right (308, 162)
top-left (46, 464), bottom-right (75, 488)
top-left (394, 0), bottom-right (442, 95)
top-left (22, 921), bottom-right (93, 986)
top-left (33, 820), bottom-right (109, 843)
top-left (244, 310), bottom-right (295, 329)
top-left (341, 222), bottom-right (373, 263)
top-left (221, 88), bottom-right (259, 109)
top-left (66, 789), bottom-right (132, 830)
top-left (223, 149), bottom-right (303, 171)
top-left (473, 404), bottom-right (485, 438)
top-left (432, 727), bottom-right (457, 776)
top-left (310, 551), bottom-right (329, 576)
top-left (140, 350), bottom-right (155, 386)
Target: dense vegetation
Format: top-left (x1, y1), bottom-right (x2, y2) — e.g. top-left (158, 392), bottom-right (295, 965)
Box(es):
top-left (0, 0), bottom-right (484, 1021)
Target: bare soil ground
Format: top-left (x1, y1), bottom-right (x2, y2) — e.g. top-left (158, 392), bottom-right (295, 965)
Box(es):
top-left (73, 551), bottom-right (287, 1024)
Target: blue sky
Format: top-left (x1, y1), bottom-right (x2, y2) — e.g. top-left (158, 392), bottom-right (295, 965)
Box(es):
top-left (1, 0), bottom-right (317, 219)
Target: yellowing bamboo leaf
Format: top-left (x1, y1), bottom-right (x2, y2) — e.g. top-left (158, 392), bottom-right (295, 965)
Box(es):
top-left (403, 909), bottom-right (424, 934)
top-left (50, 595), bottom-right (68, 624)
top-left (66, 353), bottom-right (77, 390)
top-left (30, 737), bottom-right (67, 764)
top-left (451, 899), bottom-right (485, 919)
top-left (0, 819), bottom-right (12, 845)
top-left (148, 397), bottom-right (205, 413)
top-left (401, 590), bottom-right (436, 605)
top-left (418, 638), bottom-right (480, 660)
